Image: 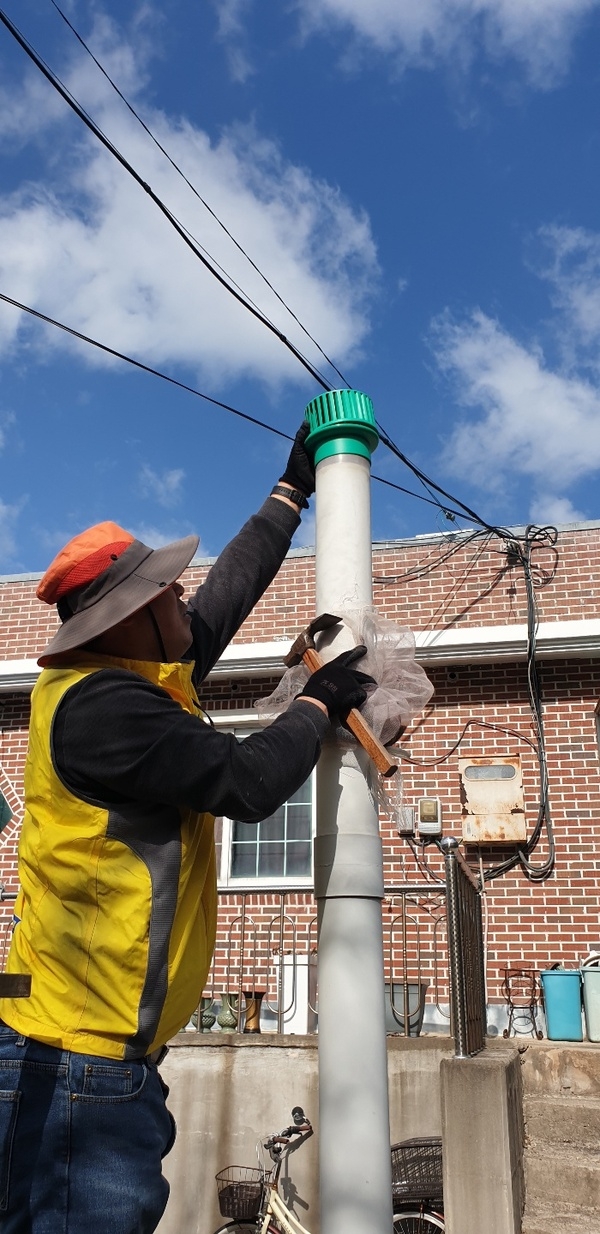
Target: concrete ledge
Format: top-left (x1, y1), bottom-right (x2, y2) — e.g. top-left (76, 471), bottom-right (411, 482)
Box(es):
top-left (159, 1034), bottom-right (454, 1234)
top-left (441, 1049), bottom-right (524, 1234)
top-left (170, 1030), bottom-right (454, 1052)
top-left (170, 1030), bottom-right (319, 1050)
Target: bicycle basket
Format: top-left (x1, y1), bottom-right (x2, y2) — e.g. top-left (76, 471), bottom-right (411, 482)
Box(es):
top-left (390, 1136), bottom-right (443, 1203)
top-left (215, 1166), bottom-right (265, 1220)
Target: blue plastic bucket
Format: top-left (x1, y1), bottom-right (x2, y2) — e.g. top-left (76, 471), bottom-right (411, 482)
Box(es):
top-left (540, 970), bottom-right (583, 1041)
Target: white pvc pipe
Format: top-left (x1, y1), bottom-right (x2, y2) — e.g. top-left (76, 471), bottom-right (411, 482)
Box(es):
top-left (314, 452), bottom-right (393, 1234)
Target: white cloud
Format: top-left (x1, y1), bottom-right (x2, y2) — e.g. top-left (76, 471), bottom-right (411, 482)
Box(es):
top-left (35, 517), bottom-right (206, 559)
top-left (537, 225), bottom-right (600, 359)
top-left (433, 309), bottom-right (600, 517)
top-left (292, 510), bottom-right (316, 549)
top-left (297, 0), bottom-right (600, 84)
top-left (0, 498), bottom-right (24, 567)
top-left (0, 410), bottom-right (14, 453)
top-left (214, 0), bottom-right (251, 40)
top-left (213, 0), bottom-right (256, 81)
top-left (0, 12), bottom-right (151, 145)
top-left (529, 493), bottom-right (586, 524)
top-left (0, 22), bottom-right (377, 390)
top-left (138, 463), bottom-right (185, 507)
top-left (129, 523), bottom-right (206, 557)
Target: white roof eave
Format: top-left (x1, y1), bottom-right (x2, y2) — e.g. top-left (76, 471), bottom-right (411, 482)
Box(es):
top-left (2, 619), bottom-right (600, 693)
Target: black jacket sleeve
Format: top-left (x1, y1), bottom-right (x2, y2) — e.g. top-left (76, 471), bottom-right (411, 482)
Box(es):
top-left (187, 496), bottom-right (300, 684)
top-left (52, 494), bottom-right (321, 822)
top-left (52, 670), bottom-right (330, 823)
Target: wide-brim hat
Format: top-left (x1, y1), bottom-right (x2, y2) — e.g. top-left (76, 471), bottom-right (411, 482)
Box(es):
top-left (37, 522), bottom-right (199, 666)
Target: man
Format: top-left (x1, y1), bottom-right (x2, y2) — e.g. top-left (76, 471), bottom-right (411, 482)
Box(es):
top-left (0, 426), bottom-right (372, 1234)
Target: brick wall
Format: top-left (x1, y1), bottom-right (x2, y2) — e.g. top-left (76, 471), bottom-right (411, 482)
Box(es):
top-left (1, 522), bottom-right (600, 1013)
top-left (3, 523), bottom-right (599, 658)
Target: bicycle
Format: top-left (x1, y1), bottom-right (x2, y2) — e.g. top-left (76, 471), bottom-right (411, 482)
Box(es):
top-left (213, 1109), bottom-right (445, 1234)
top-left (391, 1136), bottom-right (445, 1233)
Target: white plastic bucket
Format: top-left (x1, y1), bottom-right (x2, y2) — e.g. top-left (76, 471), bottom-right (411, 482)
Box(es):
top-left (582, 968), bottom-right (600, 1042)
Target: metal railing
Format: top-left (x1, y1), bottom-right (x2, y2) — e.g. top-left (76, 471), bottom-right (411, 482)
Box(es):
top-left (201, 840), bottom-right (486, 1056)
top-left (441, 836), bottom-right (487, 1056)
top-left (200, 881), bottom-right (450, 1037)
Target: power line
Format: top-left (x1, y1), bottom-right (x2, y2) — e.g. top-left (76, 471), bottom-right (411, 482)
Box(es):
top-left (0, 7), bottom-right (528, 538)
top-left (377, 420), bottom-right (498, 533)
top-left (373, 529), bottom-right (485, 584)
top-left (0, 6), bottom-right (334, 393)
top-left (48, 0), bottom-right (351, 392)
top-left (0, 290), bottom-right (479, 516)
top-left (0, 290), bottom-right (559, 881)
top-left (371, 474), bottom-right (470, 523)
top-left (0, 291), bottom-right (291, 440)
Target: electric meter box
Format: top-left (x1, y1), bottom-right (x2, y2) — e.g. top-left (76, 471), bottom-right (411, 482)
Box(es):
top-left (416, 797), bottom-right (442, 837)
top-left (459, 756), bottom-right (526, 844)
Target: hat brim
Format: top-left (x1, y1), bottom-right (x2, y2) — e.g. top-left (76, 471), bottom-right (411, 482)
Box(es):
top-left (38, 534), bottom-right (199, 666)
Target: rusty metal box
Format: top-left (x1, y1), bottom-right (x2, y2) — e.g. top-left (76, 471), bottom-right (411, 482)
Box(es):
top-left (459, 756), bottom-right (526, 844)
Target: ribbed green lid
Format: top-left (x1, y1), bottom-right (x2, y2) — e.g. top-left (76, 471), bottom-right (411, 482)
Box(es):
top-left (304, 389), bottom-right (379, 463)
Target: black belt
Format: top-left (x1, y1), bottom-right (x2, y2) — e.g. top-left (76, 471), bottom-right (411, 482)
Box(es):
top-left (0, 1022), bottom-right (168, 1067)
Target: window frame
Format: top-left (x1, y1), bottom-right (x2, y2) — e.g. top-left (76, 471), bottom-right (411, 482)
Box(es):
top-left (209, 711), bottom-right (316, 891)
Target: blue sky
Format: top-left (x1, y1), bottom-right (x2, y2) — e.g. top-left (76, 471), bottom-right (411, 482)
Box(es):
top-left (1, 0), bottom-right (600, 572)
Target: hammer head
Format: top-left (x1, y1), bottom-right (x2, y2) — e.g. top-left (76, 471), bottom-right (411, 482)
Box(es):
top-left (284, 613), bottom-right (341, 667)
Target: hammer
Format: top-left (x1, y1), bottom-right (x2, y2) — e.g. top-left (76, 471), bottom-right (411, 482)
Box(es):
top-left (285, 614), bottom-right (398, 778)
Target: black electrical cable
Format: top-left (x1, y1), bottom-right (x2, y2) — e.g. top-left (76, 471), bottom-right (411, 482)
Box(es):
top-left (398, 719), bottom-right (539, 768)
top-left (1, 10), bottom-right (536, 542)
top-left (377, 422), bottom-right (499, 534)
top-left (1, 283), bottom-right (559, 881)
top-left (48, 0), bottom-right (351, 392)
top-left (0, 291), bottom-right (477, 516)
top-left (421, 532), bottom-right (501, 633)
top-left (514, 527), bottom-right (556, 880)
top-left (0, 291), bottom-right (291, 440)
top-left (0, 4), bottom-right (562, 890)
top-left (371, 474), bottom-right (471, 523)
top-left (0, 6), bottom-right (334, 394)
top-left (391, 522), bottom-right (558, 884)
top-left (406, 835), bottom-right (445, 885)
top-left (475, 530), bottom-right (555, 883)
top-left (373, 529), bottom-right (485, 584)
top-left (375, 423), bottom-right (557, 882)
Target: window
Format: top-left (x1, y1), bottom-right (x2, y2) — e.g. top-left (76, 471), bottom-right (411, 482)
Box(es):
top-left (230, 779), bottom-right (313, 879)
top-left (213, 719), bottom-right (315, 888)
top-left (0, 792), bottom-right (12, 834)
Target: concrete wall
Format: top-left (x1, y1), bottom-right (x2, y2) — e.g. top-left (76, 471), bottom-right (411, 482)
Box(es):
top-left (157, 1033), bottom-right (454, 1234)
top-left (441, 1045), bottom-right (524, 1234)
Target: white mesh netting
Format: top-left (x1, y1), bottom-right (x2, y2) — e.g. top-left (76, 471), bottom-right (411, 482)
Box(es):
top-left (256, 609), bottom-right (433, 750)
top-left (255, 611), bottom-right (433, 826)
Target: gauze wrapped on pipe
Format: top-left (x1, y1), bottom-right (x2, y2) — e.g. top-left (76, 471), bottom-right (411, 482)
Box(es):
top-left (256, 610), bottom-right (434, 747)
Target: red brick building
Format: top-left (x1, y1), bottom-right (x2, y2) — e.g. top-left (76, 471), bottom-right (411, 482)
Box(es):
top-left (1, 519), bottom-right (599, 1034)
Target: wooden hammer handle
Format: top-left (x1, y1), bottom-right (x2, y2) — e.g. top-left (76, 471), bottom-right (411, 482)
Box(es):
top-left (302, 647), bottom-right (398, 778)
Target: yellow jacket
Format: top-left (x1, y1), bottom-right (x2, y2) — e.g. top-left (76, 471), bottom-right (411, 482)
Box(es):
top-left (2, 654), bottom-right (216, 1059)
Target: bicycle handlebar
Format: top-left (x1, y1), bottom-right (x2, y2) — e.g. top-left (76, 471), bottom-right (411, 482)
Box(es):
top-left (264, 1107), bottom-right (313, 1152)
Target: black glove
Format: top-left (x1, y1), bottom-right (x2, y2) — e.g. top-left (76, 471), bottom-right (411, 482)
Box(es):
top-left (298, 646), bottom-right (374, 717)
top-left (280, 421), bottom-right (315, 498)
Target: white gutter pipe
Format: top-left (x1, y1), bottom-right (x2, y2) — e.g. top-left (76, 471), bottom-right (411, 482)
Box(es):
top-left (306, 391), bottom-right (393, 1234)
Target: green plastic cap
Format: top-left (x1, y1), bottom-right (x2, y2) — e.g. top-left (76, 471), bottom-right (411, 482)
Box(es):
top-left (304, 389), bottom-right (379, 464)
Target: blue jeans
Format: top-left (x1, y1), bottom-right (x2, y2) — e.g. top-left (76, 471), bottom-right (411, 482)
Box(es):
top-left (0, 1024), bottom-right (176, 1233)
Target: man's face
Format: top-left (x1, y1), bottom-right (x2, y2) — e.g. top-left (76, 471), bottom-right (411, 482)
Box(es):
top-left (147, 580), bottom-right (192, 661)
